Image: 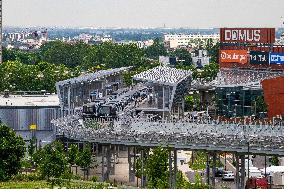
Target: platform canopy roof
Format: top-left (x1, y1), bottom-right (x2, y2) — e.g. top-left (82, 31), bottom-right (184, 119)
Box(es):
top-left (56, 66), bottom-right (131, 87)
top-left (133, 66), bottom-right (191, 86)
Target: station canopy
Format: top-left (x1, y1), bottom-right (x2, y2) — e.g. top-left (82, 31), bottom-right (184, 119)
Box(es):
top-left (56, 66), bottom-right (131, 87)
top-left (133, 66), bottom-right (191, 86)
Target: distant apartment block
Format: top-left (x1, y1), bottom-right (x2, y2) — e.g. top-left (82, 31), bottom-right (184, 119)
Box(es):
top-left (164, 34), bottom-right (219, 49)
top-left (116, 39), bottom-right (154, 48)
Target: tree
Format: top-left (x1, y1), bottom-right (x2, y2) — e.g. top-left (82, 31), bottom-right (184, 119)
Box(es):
top-left (27, 136), bottom-right (37, 165)
top-left (176, 170), bottom-right (191, 188)
top-left (76, 143), bottom-right (95, 180)
top-left (207, 42), bottom-right (220, 64)
top-left (145, 38), bottom-right (167, 60)
top-left (0, 123), bottom-right (25, 181)
top-left (270, 156), bottom-right (279, 166)
top-left (146, 147), bottom-right (169, 189)
top-left (33, 141), bottom-right (68, 180)
top-left (188, 151), bottom-right (207, 171)
top-left (192, 63), bottom-right (219, 82)
top-left (170, 48), bottom-right (192, 66)
top-left (67, 144), bottom-right (79, 175)
top-left (255, 96), bottom-right (267, 113)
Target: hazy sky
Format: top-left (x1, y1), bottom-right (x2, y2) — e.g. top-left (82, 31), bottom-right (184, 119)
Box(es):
top-left (3, 0), bottom-right (284, 28)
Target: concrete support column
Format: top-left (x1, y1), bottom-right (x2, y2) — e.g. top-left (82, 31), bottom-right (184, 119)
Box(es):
top-left (128, 146), bottom-right (135, 182)
top-left (92, 143), bottom-right (95, 154)
top-left (211, 152), bottom-right (217, 188)
top-left (173, 149), bottom-right (178, 188)
top-left (240, 155), bottom-right (246, 189)
top-left (206, 153), bottom-right (210, 187)
top-left (169, 150), bottom-right (173, 188)
top-left (106, 145), bottom-right (111, 180)
top-left (110, 145), bottom-right (115, 175)
top-left (145, 148), bottom-right (149, 187)
top-left (101, 145), bottom-right (105, 181)
top-left (95, 143), bottom-right (99, 157)
top-left (66, 141), bottom-right (69, 151)
top-left (235, 154), bottom-right (240, 189)
top-left (141, 149), bottom-right (145, 188)
top-left (134, 146), bottom-right (137, 183)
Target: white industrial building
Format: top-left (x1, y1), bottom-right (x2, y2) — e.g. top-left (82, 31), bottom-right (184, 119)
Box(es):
top-left (164, 34), bottom-right (219, 49)
top-left (0, 92), bottom-right (60, 145)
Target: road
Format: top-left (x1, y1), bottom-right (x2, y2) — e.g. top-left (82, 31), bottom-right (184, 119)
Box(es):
top-left (177, 150), bottom-right (235, 189)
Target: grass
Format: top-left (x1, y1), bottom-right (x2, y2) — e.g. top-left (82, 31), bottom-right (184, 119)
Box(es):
top-left (0, 181), bottom-right (119, 189)
top-left (0, 181), bottom-right (49, 189)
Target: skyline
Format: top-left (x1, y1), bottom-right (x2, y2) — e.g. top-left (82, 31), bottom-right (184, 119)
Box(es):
top-left (3, 0), bottom-right (284, 28)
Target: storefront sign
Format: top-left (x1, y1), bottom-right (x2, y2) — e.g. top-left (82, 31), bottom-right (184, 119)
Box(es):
top-left (220, 50), bottom-right (248, 64)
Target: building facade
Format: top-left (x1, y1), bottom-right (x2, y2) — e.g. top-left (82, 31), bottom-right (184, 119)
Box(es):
top-left (0, 93), bottom-right (60, 145)
top-left (164, 34), bottom-right (219, 49)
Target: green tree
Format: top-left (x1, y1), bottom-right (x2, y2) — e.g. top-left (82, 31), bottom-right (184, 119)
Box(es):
top-left (146, 147), bottom-right (169, 189)
top-left (3, 48), bottom-right (41, 65)
top-left (170, 48), bottom-right (192, 66)
top-left (270, 156), bottom-right (279, 166)
top-left (255, 95), bottom-right (267, 113)
top-left (176, 170), bottom-right (191, 188)
top-left (188, 152), bottom-right (207, 171)
top-left (145, 38), bottom-right (167, 60)
top-left (207, 42), bottom-right (220, 64)
top-left (0, 61), bottom-right (74, 92)
top-left (76, 143), bottom-right (95, 180)
top-left (67, 144), bottom-right (79, 175)
top-left (0, 123), bottom-right (25, 181)
top-left (192, 63), bottom-right (219, 82)
top-left (67, 144), bottom-right (79, 167)
top-left (27, 136), bottom-right (37, 164)
top-left (33, 141), bottom-right (68, 180)
top-left (184, 95), bottom-right (194, 111)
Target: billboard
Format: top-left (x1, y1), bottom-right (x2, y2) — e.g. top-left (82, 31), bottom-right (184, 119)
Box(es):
top-left (249, 51), bottom-right (269, 64)
top-left (269, 53), bottom-right (284, 65)
top-left (220, 50), bottom-right (248, 64)
top-left (220, 28), bottom-right (275, 44)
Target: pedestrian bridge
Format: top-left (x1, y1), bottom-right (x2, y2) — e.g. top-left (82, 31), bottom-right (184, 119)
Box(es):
top-left (52, 114), bottom-right (284, 156)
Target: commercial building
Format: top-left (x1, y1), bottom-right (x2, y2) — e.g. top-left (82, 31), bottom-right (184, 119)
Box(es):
top-left (261, 76), bottom-right (284, 118)
top-left (0, 92), bottom-right (60, 145)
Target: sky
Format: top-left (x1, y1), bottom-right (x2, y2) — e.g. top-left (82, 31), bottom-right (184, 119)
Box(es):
top-left (3, 0), bottom-right (284, 28)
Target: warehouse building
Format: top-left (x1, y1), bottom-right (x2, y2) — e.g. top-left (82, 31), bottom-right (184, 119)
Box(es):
top-left (0, 91), bottom-right (60, 146)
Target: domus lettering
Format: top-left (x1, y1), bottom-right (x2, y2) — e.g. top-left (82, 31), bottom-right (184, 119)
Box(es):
top-left (224, 29), bottom-right (261, 42)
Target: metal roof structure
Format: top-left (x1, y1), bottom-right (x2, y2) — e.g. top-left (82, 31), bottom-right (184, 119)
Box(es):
top-left (52, 113), bottom-right (284, 156)
top-left (56, 66), bottom-right (131, 87)
top-left (0, 94), bottom-right (59, 107)
top-left (192, 68), bottom-right (284, 90)
top-left (133, 66), bottom-right (191, 86)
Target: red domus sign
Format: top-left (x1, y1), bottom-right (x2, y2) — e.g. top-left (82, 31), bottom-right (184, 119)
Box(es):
top-left (220, 28), bottom-right (275, 43)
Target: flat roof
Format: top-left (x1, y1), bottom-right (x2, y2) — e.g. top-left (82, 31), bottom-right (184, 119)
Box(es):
top-left (133, 66), bottom-right (191, 86)
top-left (0, 94), bottom-right (60, 107)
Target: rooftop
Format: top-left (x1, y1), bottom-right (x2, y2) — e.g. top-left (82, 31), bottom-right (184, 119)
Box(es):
top-left (56, 66), bottom-right (131, 87)
top-left (0, 94), bottom-right (60, 107)
top-left (133, 66), bottom-right (191, 86)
